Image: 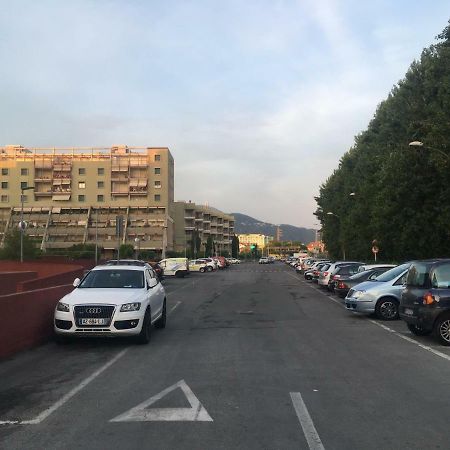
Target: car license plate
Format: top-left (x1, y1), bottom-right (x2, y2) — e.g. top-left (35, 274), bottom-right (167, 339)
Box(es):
top-left (81, 318), bottom-right (107, 325)
top-left (404, 308), bottom-right (414, 316)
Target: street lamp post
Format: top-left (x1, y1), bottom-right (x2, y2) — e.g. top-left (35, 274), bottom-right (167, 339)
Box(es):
top-left (326, 211), bottom-right (346, 260)
top-left (409, 141), bottom-right (449, 160)
top-left (134, 237), bottom-right (140, 259)
top-left (20, 186), bottom-right (35, 263)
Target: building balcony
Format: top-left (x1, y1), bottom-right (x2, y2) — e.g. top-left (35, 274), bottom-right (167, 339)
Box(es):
top-left (112, 166), bottom-right (129, 172)
top-left (185, 226), bottom-right (195, 231)
top-left (184, 215), bottom-right (195, 220)
top-left (35, 191), bottom-right (52, 197)
top-left (111, 191), bottom-right (129, 195)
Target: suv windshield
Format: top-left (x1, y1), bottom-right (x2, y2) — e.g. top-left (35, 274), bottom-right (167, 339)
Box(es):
top-left (375, 263), bottom-right (410, 282)
top-left (79, 269), bottom-right (144, 289)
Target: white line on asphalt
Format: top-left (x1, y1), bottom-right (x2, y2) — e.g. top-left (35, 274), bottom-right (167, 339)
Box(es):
top-left (168, 301), bottom-right (181, 315)
top-left (165, 280), bottom-right (194, 295)
top-left (0, 348), bottom-right (129, 425)
top-left (368, 320), bottom-right (450, 362)
top-left (289, 273), bottom-right (450, 364)
top-left (290, 392), bottom-right (325, 450)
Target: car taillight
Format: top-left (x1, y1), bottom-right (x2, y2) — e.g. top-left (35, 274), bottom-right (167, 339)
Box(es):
top-left (337, 281), bottom-right (348, 289)
top-left (313, 271), bottom-right (318, 275)
top-left (323, 272), bottom-right (328, 277)
top-left (333, 275), bottom-right (340, 280)
top-left (423, 292), bottom-right (437, 305)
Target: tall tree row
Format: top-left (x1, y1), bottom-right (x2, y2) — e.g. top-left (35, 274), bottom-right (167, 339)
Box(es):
top-left (315, 21), bottom-right (450, 262)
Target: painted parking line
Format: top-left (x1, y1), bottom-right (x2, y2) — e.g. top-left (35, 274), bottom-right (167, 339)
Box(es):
top-left (0, 348), bottom-right (129, 425)
top-left (0, 299), bottom-right (184, 426)
top-left (287, 271), bottom-right (450, 363)
top-left (290, 392), bottom-right (325, 450)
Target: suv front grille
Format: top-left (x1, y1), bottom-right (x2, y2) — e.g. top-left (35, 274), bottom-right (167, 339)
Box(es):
top-left (74, 305), bottom-right (115, 327)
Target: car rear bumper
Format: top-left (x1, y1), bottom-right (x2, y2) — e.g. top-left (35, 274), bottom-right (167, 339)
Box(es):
top-left (399, 305), bottom-right (438, 329)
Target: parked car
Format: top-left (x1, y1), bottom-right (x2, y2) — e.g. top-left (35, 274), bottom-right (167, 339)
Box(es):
top-left (189, 259), bottom-right (209, 273)
top-left (328, 263), bottom-right (363, 292)
top-left (148, 262), bottom-right (164, 281)
top-left (400, 259), bottom-right (450, 345)
top-left (259, 257), bottom-right (270, 264)
top-left (213, 256), bottom-right (228, 268)
top-left (318, 261), bottom-right (362, 290)
top-left (357, 264), bottom-right (396, 273)
top-left (304, 261), bottom-right (330, 280)
top-left (54, 264), bottom-right (166, 344)
top-left (106, 259), bottom-right (149, 267)
top-left (334, 266), bottom-right (394, 298)
top-left (345, 263), bottom-right (411, 320)
top-left (197, 258), bottom-right (218, 271)
top-left (159, 258), bottom-right (190, 277)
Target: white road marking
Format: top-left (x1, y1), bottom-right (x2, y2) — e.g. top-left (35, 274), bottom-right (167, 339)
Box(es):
top-left (168, 301), bottom-right (181, 315)
top-left (290, 274), bottom-right (450, 364)
top-left (290, 392), bottom-right (325, 450)
top-left (110, 379), bottom-right (213, 422)
top-left (368, 320), bottom-right (450, 362)
top-left (0, 348), bottom-right (128, 426)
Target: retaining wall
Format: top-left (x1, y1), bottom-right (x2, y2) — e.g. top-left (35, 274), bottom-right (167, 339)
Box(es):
top-left (0, 284), bottom-right (73, 359)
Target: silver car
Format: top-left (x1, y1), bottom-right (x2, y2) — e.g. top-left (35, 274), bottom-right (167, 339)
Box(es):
top-left (345, 263), bottom-right (411, 320)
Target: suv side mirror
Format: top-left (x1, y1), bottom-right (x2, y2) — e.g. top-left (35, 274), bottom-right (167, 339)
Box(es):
top-left (148, 278), bottom-right (158, 289)
top-left (73, 278), bottom-right (81, 287)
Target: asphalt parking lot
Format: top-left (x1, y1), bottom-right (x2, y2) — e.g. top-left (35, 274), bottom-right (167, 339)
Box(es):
top-left (1, 262), bottom-right (450, 449)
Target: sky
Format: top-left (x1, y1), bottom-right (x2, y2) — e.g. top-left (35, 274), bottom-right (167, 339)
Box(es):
top-left (0, 0), bottom-right (449, 229)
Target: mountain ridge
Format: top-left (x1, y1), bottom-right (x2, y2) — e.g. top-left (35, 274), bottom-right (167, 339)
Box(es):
top-left (231, 212), bottom-right (315, 244)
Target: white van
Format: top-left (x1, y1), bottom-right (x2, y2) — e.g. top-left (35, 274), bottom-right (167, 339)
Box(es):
top-left (159, 258), bottom-right (190, 277)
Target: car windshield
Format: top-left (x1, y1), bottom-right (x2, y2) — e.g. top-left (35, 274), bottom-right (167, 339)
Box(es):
top-left (78, 269), bottom-right (144, 289)
top-left (374, 263), bottom-right (410, 282)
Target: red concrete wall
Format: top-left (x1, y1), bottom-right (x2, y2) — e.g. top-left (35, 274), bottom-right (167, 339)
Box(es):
top-left (0, 261), bottom-right (80, 278)
top-left (17, 268), bottom-right (83, 292)
top-left (0, 284), bottom-right (74, 360)
top-left (0, 271), bottom-right (37, 295)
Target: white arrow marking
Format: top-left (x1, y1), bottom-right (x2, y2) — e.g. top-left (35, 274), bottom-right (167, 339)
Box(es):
top-left (110, 380), bottom-right (213, 422)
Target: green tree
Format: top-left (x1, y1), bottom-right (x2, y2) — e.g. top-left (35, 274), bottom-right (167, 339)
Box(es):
top-left (205, 235), bottom-right (214, 256)
top-left (0, 228), bottom-right (41, 260)
top-left (119, 244), bottom-right (134, 258)
top-left (315, 21), bottom-right (450, 262)
top-left (231, 235), bottom-right (239, 258)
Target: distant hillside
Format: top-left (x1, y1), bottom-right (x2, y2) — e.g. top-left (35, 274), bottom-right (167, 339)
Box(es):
top-left (231, 213), bottom-right (315, 244)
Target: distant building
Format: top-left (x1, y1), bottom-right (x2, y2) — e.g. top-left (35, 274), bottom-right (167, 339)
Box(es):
top-left (307, 241), bottom-right (325, 254)
top-left (173, 201), bottom-right (234, 255)
top-left (275, 225), bottom-right (283, 241)
top-left (238, 233), bottom-right (273, 252)
top-left (0, 144), bottom-right (174, 256)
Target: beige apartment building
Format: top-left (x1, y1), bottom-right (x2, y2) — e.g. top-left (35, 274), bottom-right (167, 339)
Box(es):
top-left (173, 201), bottom-right (234, 256)
top-left (0, 145), bottom-right (174, 256)
top-left (238, 233), bottom-right (273, 252)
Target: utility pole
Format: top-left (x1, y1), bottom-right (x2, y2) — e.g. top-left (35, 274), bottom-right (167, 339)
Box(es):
top-left (20, 186), bottom-right (34, 262)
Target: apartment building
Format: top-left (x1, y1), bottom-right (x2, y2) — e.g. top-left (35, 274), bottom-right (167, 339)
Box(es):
top-left (173, 201), bottom-right (234, 255)
top-left (238, 233), bottom-right (273, 252)
top-left (0, 145), bottom-right (174, 256)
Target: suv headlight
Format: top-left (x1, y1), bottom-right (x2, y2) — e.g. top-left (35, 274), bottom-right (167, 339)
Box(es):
top-left (120, 302), bottom-right (141, 312)
top-left (56, 302), bottom-right (70, 312)
top-left (353, 290), bottom-right (366, 299)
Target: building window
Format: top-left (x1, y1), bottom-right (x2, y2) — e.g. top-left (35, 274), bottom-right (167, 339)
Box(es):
top-left (22, 195), bottom-right (28, 203)
top-left (20, 181), bottom-right (28, 189)
top-left (79, 168), bottom-right (85, 175)
top-left (1, 182), bottom-right (8, 189)
top-left (97, 181), bottom-right (104, 188)
top-left (98, 168), bottom-right (104, 175)
top-left (1, 195), bottom-right (8, 202)
top-left (154, 168), bottom-right (161, 175)
top-left (78, 181), bottom-right (86, 189)
top-left (155, 155), bottom-right (161, 161)
top-left (154, 180), bottom-right (161, 188)
top-left (78, 195), bottom-right (85, 202)
top-left (1, 168), bottom-right (8, 176)
top-left (154, 194), bottom-right (161, 202)
top-left (21, 168), bottom-right (28, 176)
top-left (97, 195), bottom-right (104, 202)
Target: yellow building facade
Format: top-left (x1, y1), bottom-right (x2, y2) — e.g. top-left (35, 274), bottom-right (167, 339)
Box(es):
top-left (0, 145), bottom-right (174, 255)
